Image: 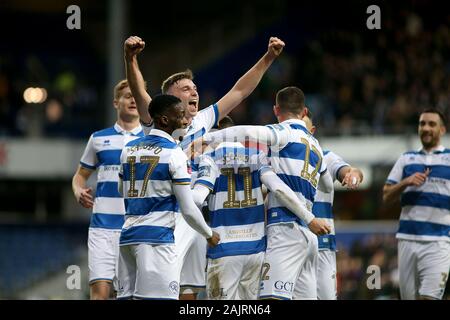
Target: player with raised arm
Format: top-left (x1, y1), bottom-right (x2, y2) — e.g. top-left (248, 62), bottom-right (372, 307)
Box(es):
top-left (383, 108), bottom-right (450, 300)
top-left (190, 117), bottom-right (329, 300)
top-left (205, 87), bottom-right (333, 300)
top-left (72, 80), bottom-right (144, 300)
top-left (295, 112), bottom-right (363, 300)
top-left (123, 35), bottom-right (285, 299)
top-left (117, 94), bottom-right (219, 300)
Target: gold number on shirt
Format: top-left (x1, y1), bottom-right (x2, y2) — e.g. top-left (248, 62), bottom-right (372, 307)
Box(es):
top-left (221, 167), bottom-right (257, 208)
top-left (261, 263), bottom-right (270, 280)
top-left (126, 156), bottom-right (160, 198)
top-left (300, 138), bottom-right (322, 188)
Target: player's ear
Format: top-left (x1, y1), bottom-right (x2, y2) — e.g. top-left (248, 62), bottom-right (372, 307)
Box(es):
top-left (311, 126), bottom-right (317, 135)
top-left (273, 105), bottom-right (279, 117)
top-left (302, 107), bottom-right (309, 118)
top-left (113, 99), bottom-right (119, 110)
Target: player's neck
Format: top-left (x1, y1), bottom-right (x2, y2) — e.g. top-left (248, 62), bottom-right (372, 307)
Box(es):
top-left (422, 142), bottom-right (441, 153)
top-left (116, 117), bottom-right (140, 132)
top-left (278, 113), bottom-right (302, 123)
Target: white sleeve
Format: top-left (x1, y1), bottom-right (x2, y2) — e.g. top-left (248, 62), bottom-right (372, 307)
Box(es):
top-left (173, 184), bottom-right (213, 239)
top-left (205, 125), bottom-right (278, 146)
top-left (197, 103), bottom-right (219, 132)
top-left (318, 170), bottom-right (333, 193)
top-left (386, 155), bottom-right (405, 185)
top-left (260, 169), bottom-right (315, 224)
top-left (193, 155), bottom-right (220, 191)
top-left (168, 148), bottom-right (191, 185)
top-left (325, 151), bottom-right (350, 182)
top-left (79, 135), bottom-right (97, 170)
top-left (192, 184), bottom-right (212, 207)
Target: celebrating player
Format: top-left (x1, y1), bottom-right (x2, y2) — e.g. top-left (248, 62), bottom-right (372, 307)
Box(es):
top-left (383, 108), bottom-right (450, 300)
top-left (205, 87), bottom-right (332, 299)
top-left (117, 94), bottom-right (219, 300)
top-left (123, 35), bottom-right (285, 299)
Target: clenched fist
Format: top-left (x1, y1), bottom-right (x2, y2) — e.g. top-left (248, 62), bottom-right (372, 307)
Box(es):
top-left (268, 36), bottom-right (285, 58)
top-left (124, 36), bottom-right (145, 60)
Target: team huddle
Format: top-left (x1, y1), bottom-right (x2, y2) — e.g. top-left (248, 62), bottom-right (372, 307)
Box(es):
top-left (72, 35), bottom-right (450, 300)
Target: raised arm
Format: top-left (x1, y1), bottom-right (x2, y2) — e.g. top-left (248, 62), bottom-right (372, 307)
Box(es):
top-left (124, 36), bottom-right (152, 124)
top-left (216, 37), bottom-right (285, 120)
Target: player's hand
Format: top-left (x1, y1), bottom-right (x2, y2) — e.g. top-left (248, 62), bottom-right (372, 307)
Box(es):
top-left (75, 187), bottom-right (94, 208)
top-left (207, 231), bottom-right (220, 247)
top-left (124, 36), bottom-right (145, 60)
top-left (342, 170), bottom-right (361, 190)
top-left (267, 37), bottom-right (285, 58)
top-left (404, 168), bottom-right (430, 187)
top-left (308, 218), bottom-right (331, 236)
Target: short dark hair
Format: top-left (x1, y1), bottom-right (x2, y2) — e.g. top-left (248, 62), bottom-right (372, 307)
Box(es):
top-left (218, 116), bottom-right (234, 130)
top-left (161, 69), bottom-right (194, 94)
top-left (148, 94), bottom-right (182, 119)
top-left (276, 87), bottom-right (306, 114)
top-left (420, 108), bottom-right (447, 127)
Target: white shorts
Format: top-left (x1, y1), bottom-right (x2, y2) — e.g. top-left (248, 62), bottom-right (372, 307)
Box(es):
top-left (316, 250), bottom-right (337, 300)
top-left (117, 243), bottom-right (179, 300)
top-left (398, 239), bottom-right (450, 300)
top-left (207, 252), bottom-right (264, 300)
top-left (174, 214), bottom-right (207, 294)
top-left (260, 223), bottom-right (318, 300)
top-left (88, 228), bottom-right (121, 287)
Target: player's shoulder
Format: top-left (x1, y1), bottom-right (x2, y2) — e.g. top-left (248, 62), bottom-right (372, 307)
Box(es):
top-left (92, 126), bottom-right (119, 138)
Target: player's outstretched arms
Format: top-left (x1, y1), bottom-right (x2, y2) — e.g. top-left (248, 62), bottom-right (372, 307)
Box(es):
top-left (216, 37), bottom-right (285, 121)
top-left (260, 169), bottom-right (316, 224)
top-left (339, 167), bottom-right (363, 190)
top-left (317, 170), bottom-right (333, 193)
top-left (383, 168), bottom-right (430, 207)
top-left (124, 36), bottom-right (152, 124)
top-left (72, 166), bottom-right (94, 208)
top-left (204, 125), bottom-right (277, 147)
top-left (173, 184), bottom-right (218, 244)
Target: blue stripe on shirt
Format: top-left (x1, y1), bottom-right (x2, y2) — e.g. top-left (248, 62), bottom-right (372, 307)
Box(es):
top-left (96, 150), bottom-right (122, 166)
top-left (125, 196), bottom-right (179, 216)
top-left (93, 127), bottom-right (119, 138)
top-left (96, 181), bottom-right (121, 198)
top-left (401, 192), bottom-right (450, 211)
top-left (121, 163), bottom-right (171, 182)
top-left (318, 234), bottom-right (336, 251)
top-left (207, 237), bottom-right (266, 259)
top-left (209, 205), bottom-right (265, 228)
top-left (90, 213), bottom-right (124, 229)
top-left (398, 220), bottom-right (450, 237)
top-left (402, 164), bottom-right (450, 181)
top-left (312, 202), bottom-right (334, 219)
top-left (277, 142), bottom-right (320, 168)
top-left (213, 103), bottom-right (219, 128)
top-left (80, 161), bottom-right (96, 170)
top-left (277, 173), bottom-right (316, 202)
top-left (267, 207), bottom-right (302, 225)
top-left (120, 225), bottom-right (174, 245)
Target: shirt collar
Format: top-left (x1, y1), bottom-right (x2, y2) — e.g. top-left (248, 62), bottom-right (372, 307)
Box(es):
top-left (114, 122), bottom-right (143, 136)
top-left (419, 145), bottom-right (445, 154)
top-left (147, 129), bottom-right (177, 143)
top-left (281, 118), bottom-right (307, 127)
